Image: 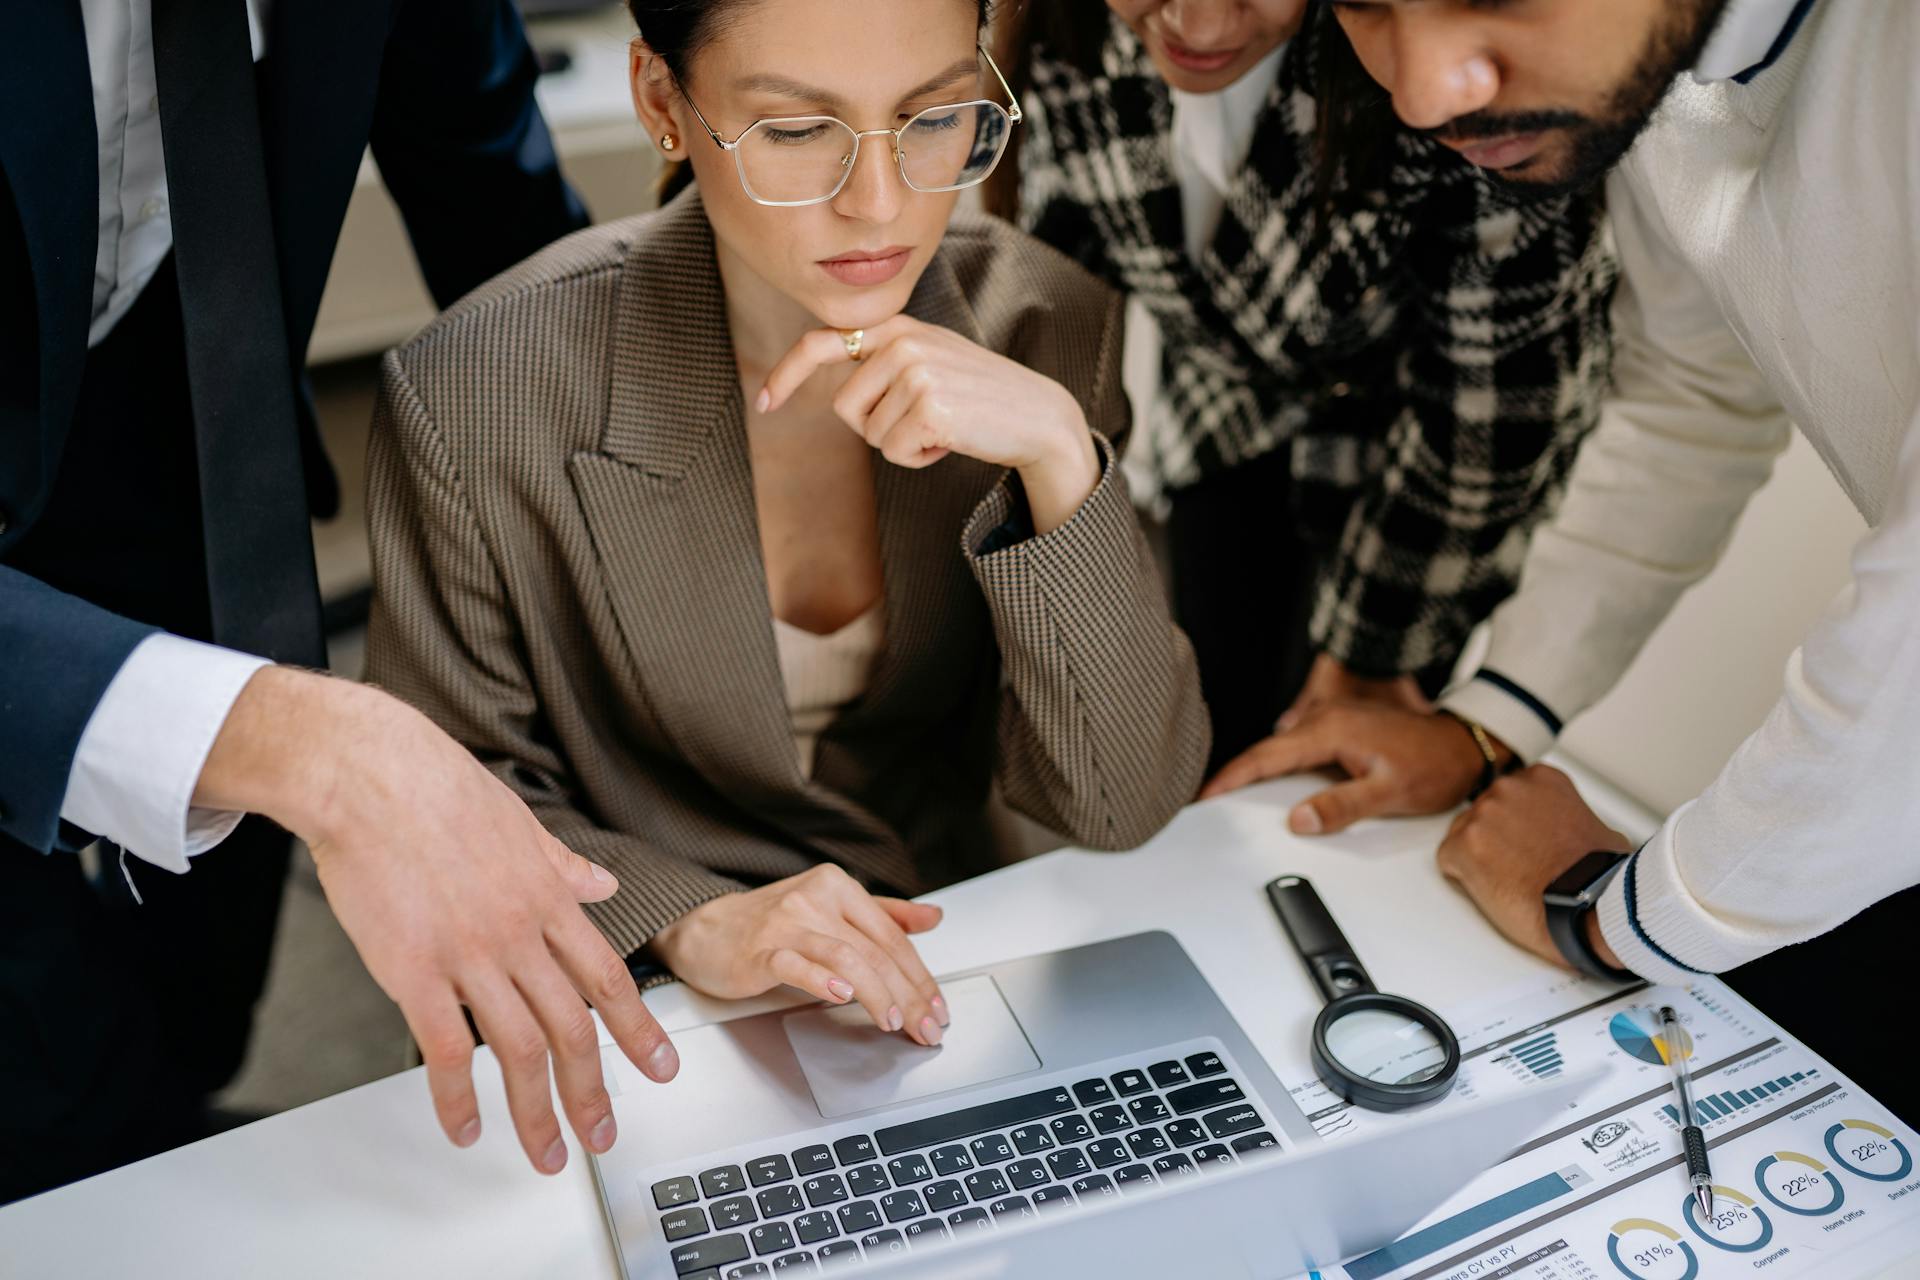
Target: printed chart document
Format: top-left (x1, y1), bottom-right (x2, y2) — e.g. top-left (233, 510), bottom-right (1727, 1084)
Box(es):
top-left (1277, 973), bottom-right (1920, 1280)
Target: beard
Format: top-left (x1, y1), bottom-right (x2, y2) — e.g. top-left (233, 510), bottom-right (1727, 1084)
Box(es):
top-left (1428, 0), bottom-right (1733, 196)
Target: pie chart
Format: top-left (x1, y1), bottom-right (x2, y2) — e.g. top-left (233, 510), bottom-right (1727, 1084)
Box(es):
top-left (1610, 1010), bottom-right (1692, 1066)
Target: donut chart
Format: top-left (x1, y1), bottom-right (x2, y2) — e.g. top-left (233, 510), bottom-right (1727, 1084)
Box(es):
top-left (1755, 1151), bottom-right (1846, 1216)
top-left (1606, 1218), bottom-right (1700, 1280)
top-left (1682, 1186), bottom-right (1774, 1253)
top-left (1825, 1119), bottom-right (1914, 1182)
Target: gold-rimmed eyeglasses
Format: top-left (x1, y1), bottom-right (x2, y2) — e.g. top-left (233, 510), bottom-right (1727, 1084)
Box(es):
top-left (676, 45), bottom-right (1023, 208)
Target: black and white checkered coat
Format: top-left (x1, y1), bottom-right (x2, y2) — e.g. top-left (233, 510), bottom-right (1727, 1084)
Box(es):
top-left (1019, 17), bottom-right (1617, 678)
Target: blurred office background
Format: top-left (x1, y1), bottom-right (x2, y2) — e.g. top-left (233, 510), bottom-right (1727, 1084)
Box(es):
top-left (227, 0), bottom-right (1868, 1120)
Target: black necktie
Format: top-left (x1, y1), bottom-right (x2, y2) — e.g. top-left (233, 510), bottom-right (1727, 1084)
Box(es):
top-left (150, 0), bottom-right (325, 667)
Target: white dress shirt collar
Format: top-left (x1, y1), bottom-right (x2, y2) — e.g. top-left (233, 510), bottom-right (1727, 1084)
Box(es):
top-left (1168, 41), bottom-right (1288, 263)
top-left (1692, 0), bottom-right (1815, 83)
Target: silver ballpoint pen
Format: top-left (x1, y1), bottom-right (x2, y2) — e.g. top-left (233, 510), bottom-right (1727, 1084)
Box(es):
top-left (1661, 1005), bottom-right (1714, 1218)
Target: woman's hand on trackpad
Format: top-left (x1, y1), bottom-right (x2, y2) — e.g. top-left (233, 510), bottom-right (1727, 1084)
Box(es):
top-left (650, 864), bottom-right (949, 1047)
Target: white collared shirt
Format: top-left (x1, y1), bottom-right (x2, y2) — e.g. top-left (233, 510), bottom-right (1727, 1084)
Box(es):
top-left (1167, 43), bottom-right (1287, 263)
top-left (60, 0), bottom-right (277, 876)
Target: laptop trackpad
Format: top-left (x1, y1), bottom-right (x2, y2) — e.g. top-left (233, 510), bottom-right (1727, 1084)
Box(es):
top-left (783, 975), bottom-right (1040, 1119)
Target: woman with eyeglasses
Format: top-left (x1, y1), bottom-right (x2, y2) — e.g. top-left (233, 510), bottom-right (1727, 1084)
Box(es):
top-left (991, 1), bottom-right (1616, 793)
top-left (363, 0), bottom-right (1206, 1048)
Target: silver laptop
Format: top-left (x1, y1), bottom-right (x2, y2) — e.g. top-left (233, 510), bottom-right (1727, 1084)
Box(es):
top-left (591, 931), bottom-right (1591, 1279)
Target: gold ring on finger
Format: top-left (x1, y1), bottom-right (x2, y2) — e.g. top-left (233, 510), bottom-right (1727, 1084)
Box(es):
top-left (841, 328), bottom-right (865, 362)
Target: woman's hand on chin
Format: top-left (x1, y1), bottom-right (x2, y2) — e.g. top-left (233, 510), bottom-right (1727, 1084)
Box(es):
top-left (648, 864), bottom-right (950, 1046)
top-left (757, 317), bottom-right (1103, 534)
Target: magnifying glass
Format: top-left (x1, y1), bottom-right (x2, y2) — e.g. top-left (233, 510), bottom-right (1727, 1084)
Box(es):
top-left (1267, 875), bottom-right (1461, 1111)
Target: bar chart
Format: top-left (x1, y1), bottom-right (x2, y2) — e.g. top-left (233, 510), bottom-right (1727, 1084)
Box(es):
top-left (1502, 1031), bottom-right (1566, 1080)
top-left (1660, 1070), bottom-right (1818, 1127)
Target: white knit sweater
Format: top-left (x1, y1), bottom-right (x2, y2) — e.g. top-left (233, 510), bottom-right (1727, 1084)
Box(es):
top-left (1441, 0), bottom-right (1920, 983)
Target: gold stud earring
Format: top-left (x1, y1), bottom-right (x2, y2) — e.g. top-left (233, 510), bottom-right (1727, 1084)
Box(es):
top-left (659, 133), bottom-right (678, 152)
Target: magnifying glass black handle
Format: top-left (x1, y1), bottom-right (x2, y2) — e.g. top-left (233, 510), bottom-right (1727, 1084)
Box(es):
top-left (1267, 875), bottom-right (1379, 1004)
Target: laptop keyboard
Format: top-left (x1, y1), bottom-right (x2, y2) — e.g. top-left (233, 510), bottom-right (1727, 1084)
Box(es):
top-left (645, 1044), bottom-right (1281, 1277)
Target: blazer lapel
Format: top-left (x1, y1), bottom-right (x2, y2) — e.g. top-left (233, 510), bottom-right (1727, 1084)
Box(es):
top-left (0, 3), bottom-right (99, 533)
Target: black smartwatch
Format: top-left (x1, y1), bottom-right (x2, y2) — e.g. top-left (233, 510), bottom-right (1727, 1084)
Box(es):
top-left (1544, 851), bottom-right (1635, 981)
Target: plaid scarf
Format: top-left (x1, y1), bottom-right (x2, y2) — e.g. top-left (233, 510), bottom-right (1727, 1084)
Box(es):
top-left (1018, 15), bottom-right (1617, 678)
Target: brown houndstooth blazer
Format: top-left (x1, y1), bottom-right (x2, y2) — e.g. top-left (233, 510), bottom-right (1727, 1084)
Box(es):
top-left (363, 189), bottom-right (1209, 960)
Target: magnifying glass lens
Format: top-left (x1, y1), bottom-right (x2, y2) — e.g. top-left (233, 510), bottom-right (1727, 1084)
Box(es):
top-left (1322, 1006), bottom-right (1451, 1086)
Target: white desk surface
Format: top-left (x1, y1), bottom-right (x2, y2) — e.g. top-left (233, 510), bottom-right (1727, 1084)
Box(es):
top-left (1, 771), bottom-right (1908, 1278)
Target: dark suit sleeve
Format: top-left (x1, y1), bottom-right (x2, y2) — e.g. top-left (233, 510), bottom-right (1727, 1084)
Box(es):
top-left (0, 566), bottom-right (157, 853)
top-left (368, 0), bottom-right (590, 309)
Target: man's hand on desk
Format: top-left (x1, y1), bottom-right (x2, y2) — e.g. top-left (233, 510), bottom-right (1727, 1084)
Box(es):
top-left (1199, 691), bottom-right (1508, 835)
top-left (1435, 765), bottom-right (1631, 971)
top-left (195, 667), bottom-right (681, 1176)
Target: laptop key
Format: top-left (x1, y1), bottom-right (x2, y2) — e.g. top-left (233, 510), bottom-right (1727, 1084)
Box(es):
top-left (748, 1155), bottom-right (794, 1188)
top-left (749, 1222), bottom-right (795, 1256)
top-left (655, 1177), bottom-right (700, 1209)
top-left (802, 1174), bottom-right (847, 1207)
top-left (662, 1207), bottom-right (710, 1241)
top-left (671, 1232), bottom-right (749, 1275)
top-left (681, 1271), bottom-right (720, 1280)
top-left (968, 1134), bottom-right (1015, 1166)
top-left (792, 1145), bottom-right (836, 1176)
top-left (874, 1087), bottom-right (1074, 1157)
top-left (1127, 1128), bottom-right (1170, 1158)
top-left (1127, 1096), bottom-right (1170, 1125)
top-left (1045, 1148), bottom-right (1090, 1180)
top-left (1031, 1185), bottom-right (1075, 1213)
top-left (947, 1207), bottom-right (992, 1234)
top-left (1204, 1104), bottom-right (1265, 1140)
top-left (757, 1185), bottom-right (804, 1218)
top-left (1085, 1138), bottom-right (1131, 1169)
top-left (1004, 1158), bottom-right (1048, 1190)
top-left (1112, 1164), bottom-right (1155, 1194)
top-left (923, 1179), bottom-right (966, 1211)
top-left (701, 1166), bottom-right (746, 1198)
top-left (1185, 1051), bottom-right (1227, 1079)
top-left (905, 1219), bottom-right (950, 1247)
top-left (963, 1169), bottom-right (1009, 1201)
top-left (793, 1211), bottom-right (839, 1245)
top-left (879, 1190), bottom-right (926, 1223)
top-left (987, 1195), bottom-right (1035, 1222)
top-left (835, 1200), bottom-right (881, 1234)
top-left (723, 1264), bottom-right (768, 1279)
top-left (1071, 1174), bottom-right (1117, 1200)
top-left (711, 1196), bottom-right (757, 1229)
top-left (1071, 1078), bottom-right (1116, 1107)
top-left (816, 1240), bottom-right (860, 1269)
top-left (1192, 1144), bottom-right (1234, 1170)
top-left (832, 1135), bottom-right (876, 1166)
top-left (1148, 1060), bottom-right (1191, 1089)
top-left (1151, 1152), bottom-right (1197, 1180)
top-left (886, 1154), bottom-right (933, 1186)
top-left (1168, 1078), bottom-right (1245, 1116)
top-left (859, 1228), bottom-right (907, 1259)
top-left (1232, 1131), bottom-right (1281, 1157)
top-left (929, 1144), bottom-right (974, 1175)
top-left (844, 1164), bottom-right (889, 1197)
top-left (1164, 1118), bottom-right (1208, 1148)
top-left (1009, 1124), bottom-right (1054, 1155)
top-left (1089, 1105), bottom-right (1132, 1135)
top-left (1049, 1115), bottom-right (1094, 1145)
top-left (1110, 1069), bottom-right (1151, 1097)
top-left (771, 1253), bottom-right (816, 1274)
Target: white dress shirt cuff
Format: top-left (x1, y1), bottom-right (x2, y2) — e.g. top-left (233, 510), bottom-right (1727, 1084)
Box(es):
top-left (1593, 827), bottom-right (1722, 988)
top-left (1439, 676), bottom-right (1559, 764)
top-left (60, 634), bottom-right (272, 873)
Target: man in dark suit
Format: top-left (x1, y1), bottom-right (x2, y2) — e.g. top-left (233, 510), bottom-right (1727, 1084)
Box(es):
top-left (0, 0), bottom-right (681, 1202)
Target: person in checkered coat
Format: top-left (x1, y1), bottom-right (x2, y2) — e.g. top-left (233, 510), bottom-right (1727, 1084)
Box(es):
top-left (992, 2), bottom-right (1616, 775)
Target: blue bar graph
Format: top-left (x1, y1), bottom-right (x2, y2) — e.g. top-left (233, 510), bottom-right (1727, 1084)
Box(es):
top-left (1507, 1033), bottom-right (1564, 1079)
top-left (1739, 1090), bottom-right (1756, 1104)
top-left (1664, 1104), bottom-right (1681, 1125)
top-left (1764, 1082), bottom-right (1781, 1094)
top-left (1717, 1092), bottom-right (1742, 1114)
top-left (1345, 1171), bottom-right (1580, 1280)
top-left (1696, 1098), bottom-right (1721, 1120)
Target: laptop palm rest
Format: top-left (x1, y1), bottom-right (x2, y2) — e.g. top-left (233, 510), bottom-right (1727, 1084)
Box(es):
top-left (783, 975), bottom-right (1041, 1119)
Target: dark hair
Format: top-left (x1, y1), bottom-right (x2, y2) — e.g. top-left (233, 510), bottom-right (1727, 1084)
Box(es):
top-left (627, 0), bottom-right (994, 205)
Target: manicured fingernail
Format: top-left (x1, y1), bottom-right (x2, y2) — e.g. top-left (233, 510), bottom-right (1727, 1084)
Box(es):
top-left (1291, 805), bottom-right (1323, 834)
top-left (920, 1016), bottom-right (943, 1046)
top-left (588, 861), bottom-right (616, 888)
top-left (1277, 712), bottom-right (1299, 733)
top-left (931, 994), bottom-right (949, 1026)
top-left (888, 1005), bottom-right (903, 1032)
top-left (589, 1113), bottom-right (617, 1153)
top-left (455, 1116), bottom-right (481, 1148)
top-left (826, 978), bottom-right (854, 1003)
top-left (647, 1040), bottom-right (680, 1081)
top-left (542, 1137), bottom-right (567, 1173)
top-left (755, 388), bottom-right (771, 413)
